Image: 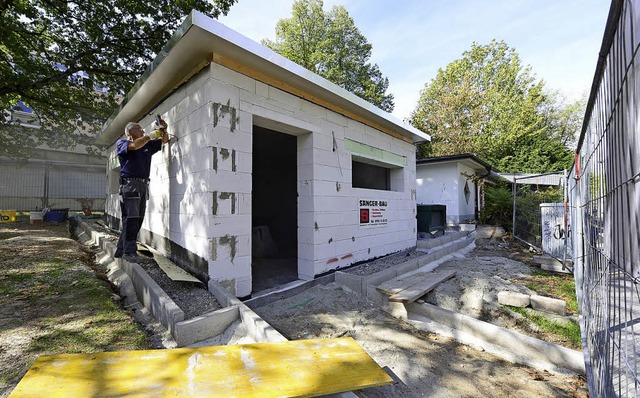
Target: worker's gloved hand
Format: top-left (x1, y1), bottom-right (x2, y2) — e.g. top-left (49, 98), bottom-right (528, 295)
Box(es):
top-left (145, 129), bottom-right (164, 139)
top-left (155, 118), bottom-right (168, 130)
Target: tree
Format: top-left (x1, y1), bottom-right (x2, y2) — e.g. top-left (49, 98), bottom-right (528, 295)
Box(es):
top-left (0, 0), bottom-right (237, 159)
top-left (263, 0), bottom-right (394, 112)
top-left (410, 40), bottom-right (581, 173)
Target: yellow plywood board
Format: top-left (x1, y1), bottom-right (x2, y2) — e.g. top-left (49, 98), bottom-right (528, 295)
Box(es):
top-left (9, 337), bottom-right (392, 397)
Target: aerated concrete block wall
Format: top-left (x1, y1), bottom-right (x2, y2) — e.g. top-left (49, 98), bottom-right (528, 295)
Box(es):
top-left (106, 62), bottom-right (418, 298)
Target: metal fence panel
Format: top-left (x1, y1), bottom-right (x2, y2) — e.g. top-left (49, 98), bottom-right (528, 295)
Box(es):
top-left (0, 160), bottom-right (106, 212)
top-left (569, 1), bottom-right (640, 396)
top-left (512, 172), bottom-right (568, 262)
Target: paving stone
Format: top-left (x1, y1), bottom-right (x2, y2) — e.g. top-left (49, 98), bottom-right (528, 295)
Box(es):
top-left (530, 295), bottom-right (566, 315)
top-left (498, 291), bottom-right (530, 307)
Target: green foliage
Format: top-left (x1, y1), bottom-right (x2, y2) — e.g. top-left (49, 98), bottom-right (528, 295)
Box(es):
top-left (509, 307), bottom-right (582, 349)
top-left (478, 182), bottom-right (513, 228)
top-left (410, 40), bottom-right (582, 173)
top-left (263, 0), bottom-right (394, 112)
top-left (0, 0), bottom-right (237, 159)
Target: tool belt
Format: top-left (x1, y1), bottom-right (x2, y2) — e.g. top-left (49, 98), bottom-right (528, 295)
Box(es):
top-left (120, 176), bottom-right (150, 184)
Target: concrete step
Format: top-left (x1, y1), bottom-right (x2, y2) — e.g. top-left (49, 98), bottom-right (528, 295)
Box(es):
top-left (336, 233), bottom-right (476, 298)
top-left (403, 302), bottom-right (584, 376)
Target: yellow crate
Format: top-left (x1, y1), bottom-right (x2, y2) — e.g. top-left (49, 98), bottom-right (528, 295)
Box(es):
top-left (0, 210), bottom-right (16, 222)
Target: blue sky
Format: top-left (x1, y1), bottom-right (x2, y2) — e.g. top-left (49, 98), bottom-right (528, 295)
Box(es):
top-left (218, 1), bottom-right (611, 121)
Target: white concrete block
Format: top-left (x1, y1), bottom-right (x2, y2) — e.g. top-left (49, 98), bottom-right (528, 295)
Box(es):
top-left (169, 213), bottom-right (210, 238)
top-left (171, 145), bottom-right (214, 175)
top-left (314, 195), bottom-right (356, 212)
top-left (315, 212), bottom-right (347, 228)
top-left (205, 79), bottom-right (241, 109)
top-left (298, 227), bottom-right (315, 245)
top-left (236, 110), bottom-right (252, 135)
top-left (207, 170), bottom-right (251, 193)
top-left (236, 274), bottom-right (252, 297)
top-left (210, 214), bottom-right (251, 237)
top-left (530, 295), bottom-right (566, 315)
top-left (268, 86), bottom-right (302, 109)
top-left (169, 193), bottom-right (212, 216)
top-left (237, 193), bottom-right (251, 215)
top-left (301, 100), bottom-right (327, 118)
top-left (211, 146), bottom-right (236, 172)
top-left (326, 109), bottom-right (348, 126)
top-left (298, 258), bottom-right (315, 280)
top-left (313, 164), bottom-right (344, 181)
top-left (246, 103), bottom-right (319, 134)
top-left (210, 191), bottom-right (239, 216)
top-left (211, 63), bottom-right (256, 93)
top-left (310, 131), bottom-right (335, 152)
top-left (169, 232), bottom-right (209, 260)
top-left (187, 103), bottom-right (214, 132)
top-left (313, 147), bottom-right (341, 168)
top-left (208, 124), bottom-right (251, 152)
top-left (298, 164), bottom-right (314, 181)
top-left (175, 87), bottom-right (207, 121)
top-left (298, 243), bottom-right (315, 261)
top-left (345, 119), bottom-right (366, 140)
top-left (209, 236), bottom-right (245, 266)
top-left (498, 291), bottom-right (531, 308)
top-left (255, 81), bottom-right (268, 98)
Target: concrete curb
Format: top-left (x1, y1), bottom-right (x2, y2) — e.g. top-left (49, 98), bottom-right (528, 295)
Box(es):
top-left (336, 234), bottom-right (476, 299)
top-left (69, 217), bottom-right (285, 346)
top-left (405, 302), bottom-right (585, 376)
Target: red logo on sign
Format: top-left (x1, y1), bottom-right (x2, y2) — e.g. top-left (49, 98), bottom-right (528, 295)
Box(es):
top-left (360, 209), bottom-right (369, 224)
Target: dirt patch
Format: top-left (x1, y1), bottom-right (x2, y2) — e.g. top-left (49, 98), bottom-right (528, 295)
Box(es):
top-left (251, 235), bottom-right (587, 397)
top-left (3, 220), bottom-right (587, 397)
top-left (252, 282), bottom-right (587, 397)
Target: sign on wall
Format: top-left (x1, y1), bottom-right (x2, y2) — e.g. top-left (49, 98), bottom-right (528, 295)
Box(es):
top-left (359, 199), bottom-right (388, 227)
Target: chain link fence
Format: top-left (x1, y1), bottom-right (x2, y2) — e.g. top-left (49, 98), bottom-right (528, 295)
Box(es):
top-left (568, 1), bottom-right (640, 396)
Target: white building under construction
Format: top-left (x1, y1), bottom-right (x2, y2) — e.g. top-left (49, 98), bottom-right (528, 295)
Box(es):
top-left (97, 11), bottom-right (430, 298)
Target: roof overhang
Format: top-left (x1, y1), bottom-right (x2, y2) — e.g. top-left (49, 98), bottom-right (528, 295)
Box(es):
top-left (96, 10), bottom-right (431, 146)
top-left (416, 154), bottom-right (494, 173)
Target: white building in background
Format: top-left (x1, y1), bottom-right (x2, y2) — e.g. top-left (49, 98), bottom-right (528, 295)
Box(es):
top-left (416, 154), bottom-right (494, 225)
top-left (96, 10), bottom-right (430, 298)
top-left (0, 102), bottom-right (106, 212)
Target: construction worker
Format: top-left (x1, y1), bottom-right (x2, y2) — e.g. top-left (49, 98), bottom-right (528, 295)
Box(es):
top-left (114, 118), bottom-right (169, 260)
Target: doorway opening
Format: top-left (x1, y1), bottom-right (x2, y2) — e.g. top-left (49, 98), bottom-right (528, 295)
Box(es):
top-left (251, 126), bottom-right (298, 295)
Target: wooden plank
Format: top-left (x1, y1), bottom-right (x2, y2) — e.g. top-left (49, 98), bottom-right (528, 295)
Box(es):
top-left (388, 270), bottom-right (456, 303)
top-left (376, 272), bottom-right (429, 296)
top-left (9, 337), bottom-right (392, 398)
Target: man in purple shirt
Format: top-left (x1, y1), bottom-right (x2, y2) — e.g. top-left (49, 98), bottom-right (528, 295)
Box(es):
top-left (114, 119), bottom-right (169, 260)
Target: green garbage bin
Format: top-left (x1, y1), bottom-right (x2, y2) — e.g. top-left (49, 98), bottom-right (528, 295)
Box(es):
top-left (417, 204), bottom-right (446, 233)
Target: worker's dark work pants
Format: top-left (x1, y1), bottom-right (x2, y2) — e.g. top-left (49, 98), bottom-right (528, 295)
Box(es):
top-left (116, 180), bottom-right (149, 255)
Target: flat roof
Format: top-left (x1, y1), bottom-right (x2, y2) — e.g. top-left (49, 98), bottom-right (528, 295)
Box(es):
top-left (97, 10), bottom-right (431, 146)
top-left (416, 154), bottom-right (495, 173)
